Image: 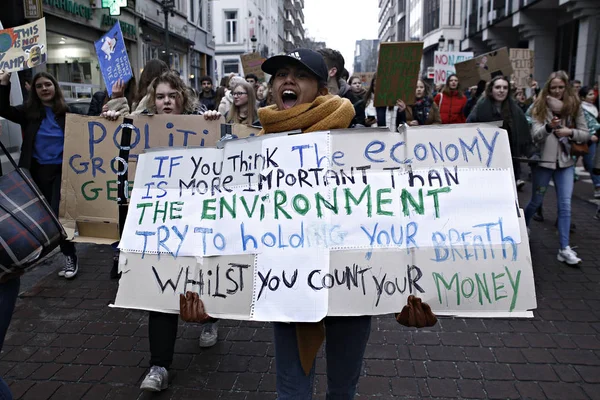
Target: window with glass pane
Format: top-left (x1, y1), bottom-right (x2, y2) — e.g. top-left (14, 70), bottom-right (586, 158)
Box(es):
top-left (225, 11), bottom-right (238, 43)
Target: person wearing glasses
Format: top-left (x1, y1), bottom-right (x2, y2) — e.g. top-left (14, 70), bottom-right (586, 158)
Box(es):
top-left (225, 80), bottom-right (261, 126)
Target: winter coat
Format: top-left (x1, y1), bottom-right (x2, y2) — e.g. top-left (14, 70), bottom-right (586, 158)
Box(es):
top-left (218, 90), bottom-right (234, 115)
top-left (433, 90), bottom-right (467, 124)
top-left (398, 100), bottom-right (442, 126)
top-left (466, 96), bottom-right (532, 157)
top-left (530, 107), bottom-right (589, 169)
top-left (199, 89), bottom-right (217, 111)
top-left (88, 91), bottom-right (107, 116)
top-left (581, 101), bottom-right (600, 136)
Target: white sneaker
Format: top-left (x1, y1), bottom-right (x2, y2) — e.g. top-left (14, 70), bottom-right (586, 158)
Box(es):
top-left (557, 246), bottom-right (581, 266)
top-left (64, 255), bottom-right (78, 279)
top-left (199, 320), bottom-right (219, 348)
top-left (140, 366), bottom-right (168, 392)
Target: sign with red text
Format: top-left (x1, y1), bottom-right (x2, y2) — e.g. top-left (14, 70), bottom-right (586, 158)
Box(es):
top-left (434, 51), bottom-right (473, 85)
top-left (0, 18), bottom-right (47, 72)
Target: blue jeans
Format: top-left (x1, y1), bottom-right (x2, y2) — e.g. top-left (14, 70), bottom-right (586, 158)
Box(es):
top-left (524, 165), bottom-right (574, 248)
top-left (274, 316), bottom-right (371, 400)
top-left (582, 141), bottom-right (600, 187)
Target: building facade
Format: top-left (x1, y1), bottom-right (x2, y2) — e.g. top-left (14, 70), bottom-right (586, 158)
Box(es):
top-left (420, 0), bottom-right (465, 73)
top-left (461, 0), bottom-right (600, 85)
top-left (281, 0), bottom-right (305, 53)
top-left (211, 0), bottom-right (281, 83)
top-left (353, 40), bottom-right (379, 73)
top-left (137, 0), bottom-right (215, 91)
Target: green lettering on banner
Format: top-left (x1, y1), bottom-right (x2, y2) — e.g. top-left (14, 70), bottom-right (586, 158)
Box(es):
top-left (432, 272), bottom-right (459, 305)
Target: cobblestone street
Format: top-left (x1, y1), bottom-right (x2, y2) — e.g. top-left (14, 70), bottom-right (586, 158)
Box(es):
top-left (1, 182), bottom-right (599, 399)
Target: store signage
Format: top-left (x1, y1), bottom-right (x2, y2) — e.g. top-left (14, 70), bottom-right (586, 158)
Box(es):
top-left (101, 14), bottom-right (136, 37)
top-left (43, 0), bottom-right (93, 20)
top-left (101, 0), bottom-right (126, 16)
top-left (24, 0), bottom-right (44, 19)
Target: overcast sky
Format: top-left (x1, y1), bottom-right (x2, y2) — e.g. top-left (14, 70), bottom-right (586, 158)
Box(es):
top-left (303, 0), bottom-right (380, 75)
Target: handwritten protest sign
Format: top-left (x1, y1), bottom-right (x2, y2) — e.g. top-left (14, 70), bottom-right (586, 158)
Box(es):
top-left (94, 21), bottom-right (133, 96)
top-left (510, 49), bottom-right (534, 89)
top-left (0, 18), bottom-right (47, 72)
top-left (240, 52), bottom-right (266, 80)
top-left (434, 51), bottom-right (473, 85)
top-left (454, 47), bottom-right (514, 88)
top-left (113, 124), bottom-right (536, 321)
top-left (374, 42), bottom-right (423, 107)
top-left (59, 114), bottom-right (221, 244)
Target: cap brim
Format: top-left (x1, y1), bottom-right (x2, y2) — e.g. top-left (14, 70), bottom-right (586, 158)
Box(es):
top-left (262, 55), bottom-right (323, 81)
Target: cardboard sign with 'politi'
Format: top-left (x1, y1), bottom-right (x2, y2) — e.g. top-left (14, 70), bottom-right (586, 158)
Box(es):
top-left (454, 47), bottom-right (514, 88)
top-left (112, 124), bottom-right (536, 321)
top-left (59, 114), bottom-right (221, 244)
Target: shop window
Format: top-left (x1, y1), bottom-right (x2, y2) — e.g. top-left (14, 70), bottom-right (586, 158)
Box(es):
top-left (222, 59), bottom-right (239, 75)
top-left (225, 10), bottom-right (238, 43)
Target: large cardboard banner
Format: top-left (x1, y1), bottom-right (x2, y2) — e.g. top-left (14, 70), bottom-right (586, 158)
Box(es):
top-left (374, 42), bottom-right (423, 107)
top-left (113, 124), bottom-right (537, 321)
top-left (434, 51), bottom-right (474, 85)
top-left (0, 18), bottom-right (47, 72)
top-left (454, 47), bottom-right (514, 88)
top-left (509, 49), bottom-right (534, 89)
top-left (94, 21), bottom-right (133, 96)
top-left (240, 52), bottom-right (266, 81)
top-left (59, 114), bottom-right (221, 243)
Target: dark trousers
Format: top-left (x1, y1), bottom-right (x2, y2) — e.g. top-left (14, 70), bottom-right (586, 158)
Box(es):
top-left (29, 161), bottom-right (75, 256)
top-left (0, 277), bottom-right (20, 352)
top-left (274, 316), bottom-right (372, 399)
top-left (148, 311), bottom-right (178, 369)
top-left (513, 159), bottom-right (521, 181)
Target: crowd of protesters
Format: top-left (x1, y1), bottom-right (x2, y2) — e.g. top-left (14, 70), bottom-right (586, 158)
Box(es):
top-left (1, 44), bottom-right (600, 398)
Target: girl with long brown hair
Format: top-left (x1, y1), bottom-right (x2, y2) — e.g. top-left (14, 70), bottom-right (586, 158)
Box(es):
top-left (524, 71), bottom-right (589, 265)
top-left (0, 70), bottom-right (78, 278)
top-left (225, 80), bottom-right (260, 126)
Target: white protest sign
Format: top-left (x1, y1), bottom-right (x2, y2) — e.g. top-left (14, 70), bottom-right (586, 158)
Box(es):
top-left (113, 124), bottom-right (536, 321)
top-left (434, 51), bottom-right (474, 85)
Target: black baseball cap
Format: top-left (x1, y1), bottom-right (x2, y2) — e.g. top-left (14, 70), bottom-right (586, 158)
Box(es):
top-left (261, 49), bottom-right (329, 82)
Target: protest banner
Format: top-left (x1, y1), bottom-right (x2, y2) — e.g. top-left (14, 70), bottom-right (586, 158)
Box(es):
top-left (454, 47), bottom-right (514, 88)
top-left (112, 123), bottom-right (536, 321)
top-left (94, 21), bottom-right (133, 96)
top-left (434, 51), bottom-right (474, 85)
top-left (510, 48), bottom-right (534, 89)
top-left (59, 114), bottom-right (221, 244)
top-left (0, 18), bottom-right (47, 72)
top-left (240, 52), bottom-right (266, 80)
top-left (374, 42), bottom-right (423, 107)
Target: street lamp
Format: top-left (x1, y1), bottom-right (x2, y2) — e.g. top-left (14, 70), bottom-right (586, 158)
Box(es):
top-left (158, 0), bottom-right (175, 65)
top-left (251, 35), bottom-right (257, 52)
top-left (438, 35), bottom-right (445, 51)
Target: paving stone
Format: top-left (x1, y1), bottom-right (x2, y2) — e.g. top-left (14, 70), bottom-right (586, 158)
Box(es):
top-left (457, 379), bottom-right (486, 399)
top-left (539, 382), bottom-right (589, 399)
top-left (51, 365), bottom-right (89, 382)
top-left (424, 361), bottom-right (459, 378)
top-left (515, 382), bottom-right (546, 399)
top-left (521, 348), bottom-right (556, 363)
top-left (21, 381), bottom-right (63, 400)
top-left (426, 378), bottom-right (459, 398)
top-left (510, 364), bottom-right (558, 381)
top-left (478, 363), bottom-right (514, 380)
top-left (390, 377), bottom-right (420, 397)
top-left (356, 376), bottom-right (390, 396)
top-left (575, 366), bottom-right (600, 383)
top-left (483, 381), bottom-right (520, 399)
top-left (364, 359), bottom-right (397, 377)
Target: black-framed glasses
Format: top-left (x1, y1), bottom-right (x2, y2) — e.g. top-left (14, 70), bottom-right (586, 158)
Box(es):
top-left (232, 92), bottom-right (248, 97)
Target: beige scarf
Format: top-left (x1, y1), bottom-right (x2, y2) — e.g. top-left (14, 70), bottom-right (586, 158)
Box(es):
top-left (258, 94), bottom-right (355, 135)
top-left (257, 94), bottom-right (354, 375)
